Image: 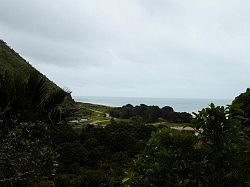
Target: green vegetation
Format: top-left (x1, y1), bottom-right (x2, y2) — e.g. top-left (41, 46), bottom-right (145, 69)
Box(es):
top-left (126, 104), bottom-right (250, 186)
top-left (0, 41), bottom-right (249, 186)
top-left (0, 40), bottom-right (61, 92)
top-left (77, 102), bottom-right (111, 114)
top-left (232, 88), bottom-right (250, 129)
top-left (0, 71), bottom-right (70, 186)
top-left (110, 104), bottom-right (192, 123)
top-left (69, 102), bottom-right (111, 128)
top-left (54, 120), bottom-right (157, 186)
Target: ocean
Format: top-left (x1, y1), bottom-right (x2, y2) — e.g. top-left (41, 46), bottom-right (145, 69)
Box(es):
top-left (73, 96), bottom-right (232, 113)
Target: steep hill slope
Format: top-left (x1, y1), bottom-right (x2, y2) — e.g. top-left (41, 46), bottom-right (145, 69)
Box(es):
top-left (232, 88), bottom-right (250, 128)
top-left (0, 40), bottom-right (60, 92)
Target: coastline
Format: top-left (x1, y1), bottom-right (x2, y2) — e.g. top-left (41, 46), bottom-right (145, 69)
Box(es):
top-left (73, 96), bottom-right (232, 113)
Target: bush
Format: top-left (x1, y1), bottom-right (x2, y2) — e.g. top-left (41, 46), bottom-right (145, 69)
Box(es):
top-left (126, 104), bottom-right (250, 186)
top-left (0, 122), bottom-right (57, 186)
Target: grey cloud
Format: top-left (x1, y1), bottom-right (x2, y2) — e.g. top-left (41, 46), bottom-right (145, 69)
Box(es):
top-left (0, 0), bottom-right (249, 99)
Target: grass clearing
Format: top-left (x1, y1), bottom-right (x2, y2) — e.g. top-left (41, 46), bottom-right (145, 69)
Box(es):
top-left (71, 102), bottom-right (192, 131)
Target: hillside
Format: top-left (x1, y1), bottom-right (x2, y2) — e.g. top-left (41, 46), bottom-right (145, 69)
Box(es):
top-left (232, 88), bottom-right (250, 127)
top-left (0, 40), bottom-right (60, 92)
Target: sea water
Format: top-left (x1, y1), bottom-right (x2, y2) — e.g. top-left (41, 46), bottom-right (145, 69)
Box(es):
top-left (73, 96), bottom-right (232, 113)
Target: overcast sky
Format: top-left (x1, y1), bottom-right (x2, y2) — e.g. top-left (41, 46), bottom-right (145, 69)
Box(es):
top-left (0, 0), bottom-right (249, 99)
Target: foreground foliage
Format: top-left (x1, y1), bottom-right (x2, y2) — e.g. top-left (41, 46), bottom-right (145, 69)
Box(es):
top-left (53, 120), bottom-right (156, 187)
top-left (0, 122), bottom-right (56, 186)
top-left (126, 104), bottom-right (250, 186)
top-left (0, 71), bottom-right (69, 186)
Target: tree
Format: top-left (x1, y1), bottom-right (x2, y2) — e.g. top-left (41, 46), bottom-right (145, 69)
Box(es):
top-left (161, 106), bottom-right (174, 119)
top-left (0, 71), bottom-right (69, 125)
top-left (126, 128), bottom-right (197, 186)
top-left (191, 104), bottom-right (249, 185)
top-left (0, 72), bottom-right (69, 186)
top-left (0, 122), bottom-right (57, 187)
top-left (231, 88), bottom-right (250, 128)
top-left (126, 104), bottom-right (249, 186)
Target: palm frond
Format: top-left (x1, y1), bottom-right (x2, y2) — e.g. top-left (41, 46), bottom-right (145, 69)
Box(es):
top-left (25, 72), bottom-right (48, 111)
top-left (43, 89), bottom-right (67, 113)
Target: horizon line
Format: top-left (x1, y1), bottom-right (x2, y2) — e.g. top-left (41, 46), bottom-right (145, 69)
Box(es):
top-left (72, 95), bottom-right (233, 101)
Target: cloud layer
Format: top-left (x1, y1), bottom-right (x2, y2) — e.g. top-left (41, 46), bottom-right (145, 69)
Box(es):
top-left (1, 0), bottom-right (249, 98)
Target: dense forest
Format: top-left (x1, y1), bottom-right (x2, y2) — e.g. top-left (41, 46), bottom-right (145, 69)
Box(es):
top-left (110, 104), bottom-right (192, 123)
top-left (0, 41), bottom-right (249, 186)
